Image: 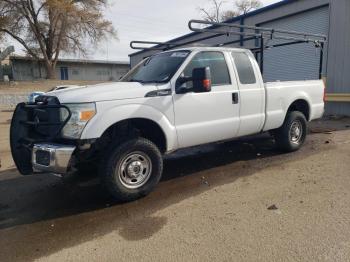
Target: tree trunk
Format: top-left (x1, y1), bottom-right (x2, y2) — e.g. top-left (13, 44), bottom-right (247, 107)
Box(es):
top-left (45, 63), bottom-right (56, 79)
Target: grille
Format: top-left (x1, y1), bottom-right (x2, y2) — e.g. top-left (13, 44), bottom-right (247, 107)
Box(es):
top-left (16, 96), bottom-right (71, 143)
top-left (10, 96), bottom-right (71, 175)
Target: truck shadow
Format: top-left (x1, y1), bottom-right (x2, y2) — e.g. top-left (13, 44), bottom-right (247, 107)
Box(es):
top-left (0, 132), bottom-right (334, 261)
top-left (0, 134), bottom-right (275, 228)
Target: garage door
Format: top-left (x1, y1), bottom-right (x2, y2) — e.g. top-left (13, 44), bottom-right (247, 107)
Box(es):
top-left (259, 6), bottom-right (329, 82)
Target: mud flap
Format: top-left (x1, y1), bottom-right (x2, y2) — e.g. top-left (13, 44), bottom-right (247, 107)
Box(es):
top-left (10, 103), bottom-right (33, 175)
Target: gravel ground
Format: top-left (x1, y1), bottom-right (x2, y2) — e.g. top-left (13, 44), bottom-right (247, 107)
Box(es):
top-left (0, 94), bottom-right (28, 108)
top-left (0, 80), bottom-right (104, 94)
top-left (0, 107), bottom-right (350, 262)
top-left (0, 80), bottom-right (106, 107)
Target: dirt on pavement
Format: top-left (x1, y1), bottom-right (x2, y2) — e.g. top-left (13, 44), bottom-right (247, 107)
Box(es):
top-left (0, 108), bottom-right (350, 262)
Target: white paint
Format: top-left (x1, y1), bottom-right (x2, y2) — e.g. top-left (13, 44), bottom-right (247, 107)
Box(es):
top-left (51, 46), bottom-right (324, 152)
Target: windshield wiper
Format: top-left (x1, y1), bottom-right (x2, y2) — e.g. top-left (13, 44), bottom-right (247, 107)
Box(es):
top-left (141, 80), bottom-right (167, 84)
top-left (128, 79), bottom-right (167, 84)
top-left (129, 79), bottom-right (145, 83)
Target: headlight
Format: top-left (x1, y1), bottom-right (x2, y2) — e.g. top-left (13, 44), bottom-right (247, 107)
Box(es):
top-left (60, 103), bottom-right (96, 139)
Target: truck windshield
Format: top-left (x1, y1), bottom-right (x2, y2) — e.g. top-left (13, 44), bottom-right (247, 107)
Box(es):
top-left (121, 50), bottom-right (190, 84)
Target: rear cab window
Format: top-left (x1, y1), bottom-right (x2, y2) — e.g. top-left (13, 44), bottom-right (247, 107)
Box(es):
top-left (231, 52), bottom-right (256, 85)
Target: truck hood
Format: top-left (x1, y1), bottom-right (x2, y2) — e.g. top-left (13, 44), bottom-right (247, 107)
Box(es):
top-left (47, 82), bottom-right (158, 103)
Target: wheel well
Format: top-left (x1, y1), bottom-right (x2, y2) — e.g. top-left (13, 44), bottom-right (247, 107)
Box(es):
top-left (100, 118), bottom-right (167, 153)
top-left (287, 100), bottom-right (310, 121)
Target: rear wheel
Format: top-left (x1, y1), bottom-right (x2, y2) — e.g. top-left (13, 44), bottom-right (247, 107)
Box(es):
top-left (99, 137), bottom-right (163, 202)
top-left (274, 111), bottom-right (307, 152)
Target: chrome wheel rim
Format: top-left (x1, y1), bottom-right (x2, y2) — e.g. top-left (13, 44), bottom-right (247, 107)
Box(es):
top-left (289, 120), bottom-right (303, 144)
top-left (118, 152), bottom-right (152, 189)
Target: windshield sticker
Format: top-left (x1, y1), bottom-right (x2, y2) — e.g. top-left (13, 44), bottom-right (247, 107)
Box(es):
top-left (171, 52), bottom-right (189, 58)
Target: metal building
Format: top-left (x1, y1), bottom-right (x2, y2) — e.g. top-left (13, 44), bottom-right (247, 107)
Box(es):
top-left (129, 0), bottom-right (350, 116)
top-left (8, 56), bottom-right (130, 82)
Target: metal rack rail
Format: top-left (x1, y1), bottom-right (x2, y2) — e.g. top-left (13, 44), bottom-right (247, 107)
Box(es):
top-left (130, 19), bottom-right (327, 79)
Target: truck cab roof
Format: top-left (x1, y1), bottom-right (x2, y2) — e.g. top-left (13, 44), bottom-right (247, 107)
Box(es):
top-left (163, 46), bottom-right (250, 54)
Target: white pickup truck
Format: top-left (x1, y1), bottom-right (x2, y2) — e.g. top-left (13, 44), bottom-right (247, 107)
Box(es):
top-left (10, 47), bottom-right (325, 202)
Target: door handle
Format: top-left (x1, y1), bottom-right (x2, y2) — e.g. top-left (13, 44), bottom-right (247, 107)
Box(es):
top-left (232, 93), bottom-right (239, 104)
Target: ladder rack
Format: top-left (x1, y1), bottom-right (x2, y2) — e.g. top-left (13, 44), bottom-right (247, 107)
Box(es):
top-left (130, 19), bottom-right (327, 79)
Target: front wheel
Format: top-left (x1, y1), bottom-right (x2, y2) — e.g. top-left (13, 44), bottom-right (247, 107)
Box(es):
top-left (274, 111), bottom-right (307, 152)
top-left (99, 137), bottom-right (163, 202)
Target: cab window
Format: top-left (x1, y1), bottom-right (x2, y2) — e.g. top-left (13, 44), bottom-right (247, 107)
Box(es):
top-left (231, 52), bottom-right (256, 84)
top-left (182, 51), bottom-right (231, 87)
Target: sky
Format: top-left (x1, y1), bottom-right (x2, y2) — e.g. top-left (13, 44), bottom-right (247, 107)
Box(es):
top-left (8, 0), bottom-right (281, 62)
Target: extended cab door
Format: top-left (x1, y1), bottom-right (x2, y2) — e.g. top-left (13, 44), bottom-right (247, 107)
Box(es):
top-left (172, 51), bottom-right (240, 148)
top-left (230, 51), bottom-right (265, 136)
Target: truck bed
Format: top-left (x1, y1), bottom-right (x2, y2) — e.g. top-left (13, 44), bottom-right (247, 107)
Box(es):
top-left (263, 80), bottom-right (325, 131)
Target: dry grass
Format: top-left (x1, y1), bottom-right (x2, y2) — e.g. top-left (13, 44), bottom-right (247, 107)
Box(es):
top-left (0, 80), bottom-right (107, 94)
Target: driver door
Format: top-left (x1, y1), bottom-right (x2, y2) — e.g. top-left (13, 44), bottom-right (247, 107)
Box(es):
top-left (173, 51), bottom-right (240, 148)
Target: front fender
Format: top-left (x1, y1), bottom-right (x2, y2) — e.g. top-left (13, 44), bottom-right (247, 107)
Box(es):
top-left (80, 103), bottom-right (178, 151)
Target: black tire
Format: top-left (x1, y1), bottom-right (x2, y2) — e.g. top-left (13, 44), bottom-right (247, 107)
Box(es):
top-left (99, 137), bottom-right (163, 202)
top-left (274, 111), bottom-right (307, 152)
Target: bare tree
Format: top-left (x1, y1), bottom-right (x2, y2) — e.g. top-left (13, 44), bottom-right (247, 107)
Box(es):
top-left (198, 0), bottom-right (262, 22)
top-left (0, 3), bottom-right (9, 42)
top-left (0, 0), bottom-right (116, 79)
top-left (198, 0), bottom-right (225, 23)
top-left (220, 10), bottom-right (240, 21)
top-left (235, 0), bottom-right (262, 15)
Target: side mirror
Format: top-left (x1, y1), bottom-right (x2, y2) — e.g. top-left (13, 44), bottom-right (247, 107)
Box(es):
top-left (192, 67), bottom-right (212, 93)
top-left (175, 67), bottom-right (212, 94)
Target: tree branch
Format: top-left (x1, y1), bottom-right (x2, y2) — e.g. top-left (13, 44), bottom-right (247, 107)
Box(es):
top-left (0, 28), bottom-right (39, 59)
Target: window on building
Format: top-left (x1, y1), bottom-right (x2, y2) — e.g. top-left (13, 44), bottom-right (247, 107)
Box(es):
top-left (183, 51), bottom-right (231, 87)
top-left (231, 52), bottom-right (256, 84)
